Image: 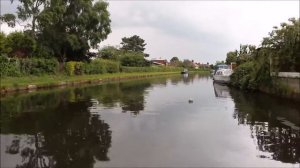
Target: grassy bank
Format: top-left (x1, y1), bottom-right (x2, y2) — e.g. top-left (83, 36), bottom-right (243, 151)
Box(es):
top-left (0, 71), bottom-right (210, 93)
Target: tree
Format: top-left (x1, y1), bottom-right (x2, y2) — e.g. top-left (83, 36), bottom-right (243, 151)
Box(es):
top-left (0, 32), bottom-right (7, 55)
top-left (170, 56), bottom-right (182, 67)
top-left (5, 31), bottom-right (36, 57)
top-left (182, 59), bottom-right (193, 68)
top-left (2, 0), bottom-right (112, 61)
top-left (99, 46), bottom-right (121, 60)
top-left (120, 52), bottom-right (150, 67)
top-left (215, 60), bottom-right (225, 65)
top-left (229, 18), bottom-right (300, 90)
top-left (0, 13), bottom-right (17, 27)
top-left (37, 0), bottom-right (111, 61)
top-left (236, 44), bottom-right (256, 65)
top-left (262, 18), bottom-right (300, 72)
top-left (170, 57), bottom-right (179, 63)
top-left (120, 35), bottom-right (146, 53)
top-left (1, 0), bottom-right (46, 36)
top-left (225, 50), bottom-right (238, 64)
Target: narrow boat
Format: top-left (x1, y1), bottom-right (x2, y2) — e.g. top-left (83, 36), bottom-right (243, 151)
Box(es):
top-left (213, 64), bottom-right (233, 84)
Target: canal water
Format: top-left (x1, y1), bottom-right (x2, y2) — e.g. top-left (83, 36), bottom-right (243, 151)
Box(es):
top-left (1, 74), bottom-right (299, 167)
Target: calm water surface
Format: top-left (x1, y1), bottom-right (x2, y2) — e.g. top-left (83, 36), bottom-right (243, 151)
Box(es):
top-left (1, 74), bottom-right (300, 167)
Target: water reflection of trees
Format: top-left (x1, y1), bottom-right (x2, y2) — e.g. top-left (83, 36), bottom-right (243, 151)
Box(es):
top-left (81, 80), bottom-right (153, 115)
top-left (169, 74), bottom-right (201, 85)
top-left (230, 89), bottom-right (300, 164)
top-left (1, 74), bottom-right (205, 167)
top-left (1, 77), bottom-right (176, 167)
top-left (2, 93), bottom-right (112, 168)
top-left (119, 82), bottom-right (151, 115)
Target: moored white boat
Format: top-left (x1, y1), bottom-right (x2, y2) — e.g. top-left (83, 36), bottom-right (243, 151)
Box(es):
top-left (213, 64), bottom-right (233, 84)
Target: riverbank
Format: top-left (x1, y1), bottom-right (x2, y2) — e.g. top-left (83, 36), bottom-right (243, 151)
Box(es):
top-left (0, 71), bottom-right (210, 94)
top-left (228, 74), bottom-right (300, 102)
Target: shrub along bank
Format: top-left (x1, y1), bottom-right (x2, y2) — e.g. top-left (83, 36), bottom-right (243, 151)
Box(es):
top-left (0, 56), bottom-right (59, 76)
top-left (0, 55), bottom-right (186, 78)
top-left (0, 55), bottom-right (202, 93)
top-left (120, 66), bottom-right (183, 73)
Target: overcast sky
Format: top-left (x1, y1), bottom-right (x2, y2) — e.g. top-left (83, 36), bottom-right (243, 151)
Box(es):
top-left (1, 0), bottom-right (299, 64)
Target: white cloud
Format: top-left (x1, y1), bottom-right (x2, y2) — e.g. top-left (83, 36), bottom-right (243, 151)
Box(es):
top-left (0, 23), bottom-right (24, 34)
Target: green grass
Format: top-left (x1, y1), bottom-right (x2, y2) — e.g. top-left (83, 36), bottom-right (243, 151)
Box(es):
top-left (1, 70), bottom-right (210, 90)
top-left (0, 72), bottom-right (174, 88)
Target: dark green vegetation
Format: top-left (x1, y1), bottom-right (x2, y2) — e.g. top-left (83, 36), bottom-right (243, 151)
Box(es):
top-left (226, 18), bottom-right (300, 91)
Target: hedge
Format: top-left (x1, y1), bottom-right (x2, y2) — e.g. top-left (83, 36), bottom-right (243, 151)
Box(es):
top-left (121, 66), bottom-right (183, 73)
top-left (0, 55), bottom-right (59, 77)
top-left (83, 59), bottom-right (119, 75)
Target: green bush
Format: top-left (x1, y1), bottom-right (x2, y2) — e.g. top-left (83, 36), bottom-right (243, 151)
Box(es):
top-left (230, 61), bottom-right (256, 89)
top-left (83, 59), bottom-right (119, 74)
top-left (0, 55), bottom-right (21, 77)
top-left (0, 56), bottom-right (59, 77)
top-left (83, 60), bottom-right (106, 74)
top-left (20, 58), bottom-right (59, 75)
top-left (34, 45), bottom-right (54, 59)
top-left (102, 59), bottom-right (119, 73)
top-left (121, 66), bottom-right (182, 73)
top-left (66, 61), bottom-right (77, 76)
top-left (120, 52), bottom-right (149, 67)
top-left (99, 46), bottom-right (121, 60)
top-left (74, 62), bottom-right (84, 75)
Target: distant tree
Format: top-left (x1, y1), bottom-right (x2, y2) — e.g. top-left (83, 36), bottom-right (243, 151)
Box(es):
top-left (236, 44), bottom-right (256, 65)
top-left (215, 60), bottom-right (225, 65)
top-left (120, 52), bottom-right (150, 67)
top-left (170, 56), bottom-right (182, 67)
top-left (120, 35), bottom-right (146, 53)
top-left (99, 46), bottom-right (121, 60)
top-left (182, 59), bottom-right (193, 68)
top-left (170, 57), bottom-right (179, 63)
